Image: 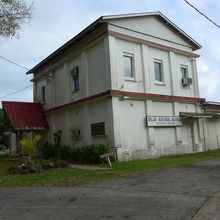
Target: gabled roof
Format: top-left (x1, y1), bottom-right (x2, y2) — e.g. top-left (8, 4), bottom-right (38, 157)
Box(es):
top-left (2, 101), bottom-right (49, 131)
top-left (27, 11), bottom-right (201, 75)
top-left (102, 11), bottom-right (201, 50)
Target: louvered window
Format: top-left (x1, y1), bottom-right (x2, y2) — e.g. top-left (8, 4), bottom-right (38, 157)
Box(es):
top-left (91, 122), bottom-right (105, 136)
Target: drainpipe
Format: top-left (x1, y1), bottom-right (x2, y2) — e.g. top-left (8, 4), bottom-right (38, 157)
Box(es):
top-left (202, 119), bottom-right (207, 151)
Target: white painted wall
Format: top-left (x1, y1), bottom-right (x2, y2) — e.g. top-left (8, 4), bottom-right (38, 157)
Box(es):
top-left (31, 15), bottom-right (220, 161)
top-left (108, 16), bottom-right (193, 51)
top-left (9, 132), bottom-right (17, 156)
top-left (113, 97), bottom-right (203, 161)
top-left (109, 36), bottom-right (197, 98)
top-left (203, 118), bottom-right (220, 150)
top-left (46, 99), bottom-right (113, 148)
top-left (34, 38), bottom-right (111, 110)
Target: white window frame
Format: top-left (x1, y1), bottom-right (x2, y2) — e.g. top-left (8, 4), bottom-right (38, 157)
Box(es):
top-left (71, 65), bottom-right (80, 92)
top-left (154, 59), bottom-right (164, 84)
top-left (123, 52), bottom-right (135, 80)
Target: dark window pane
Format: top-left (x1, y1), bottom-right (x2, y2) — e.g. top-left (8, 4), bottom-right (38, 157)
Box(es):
top-left (154, 62), bottom-right (162, 82)
top-left (41, 86), bottom-right (46, 102)
top-left (74, 74), bottom-right (79, 90)
top-left (124, 56), bottom-right (133, 78)
top-left (181, 67), bottom-right (188, 78)
top-left (71, 66), bottom-right (80, 91)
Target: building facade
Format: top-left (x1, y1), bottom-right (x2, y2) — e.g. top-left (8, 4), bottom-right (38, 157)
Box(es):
top-left (8, 12), bottom-right (220, 161)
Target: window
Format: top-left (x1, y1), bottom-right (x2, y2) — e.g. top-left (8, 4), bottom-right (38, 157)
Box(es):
top-left (41, 86), bottom-right (46, 102)
top-left (123, 53), bottom-right (134, 79)
top-left (91, 122), bottom-right (105, 136)
top-left (181, 66), bottom-right (188, 78)
top-left (71, 66), bottom-right (79, 91)
top-left (154, 60), bottom-right (163, 83)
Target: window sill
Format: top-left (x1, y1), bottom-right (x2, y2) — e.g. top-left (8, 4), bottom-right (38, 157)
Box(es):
top-left (72, 89), bottom-right (79, 94)
top-left (92, 134), bottom-right (107, 137)
top-left (182, 85), bottom-right (191, 89)
top-left (154, 82), bottom-right (166, 86)
top-left (124, 78), bottom-right (136, 82)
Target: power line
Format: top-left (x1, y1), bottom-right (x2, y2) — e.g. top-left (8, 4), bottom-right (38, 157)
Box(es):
top-left (0, 56), bottom-right (32, 99)
top-left (0, 84), bottom-right (33, 99)
top-left (184, 0), bottom-right (220, 29)
top-left (0, 55), bottom-right (30, 70)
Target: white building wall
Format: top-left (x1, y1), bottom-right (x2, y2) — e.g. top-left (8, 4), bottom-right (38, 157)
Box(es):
top-left (203, 118), bottom-right (220, 150)
top-left (108, 16), bottom-right (193, 51)
top-left (109, 36), bottom-right (196, 98)
top-left (114, 97), bottom-right (203, 161)
top-left (31, 15), bottom-right (220, 161)
top-left (114, 39), bottom-right (144, 92)
top-left (108, 26), bottom-right (203, 161)
top-left (54, 65), bottom-right (67, 106)
top-left (175, 54), bottom-right (195, 97)
top-left (46, 99), bottom-right (113, 148)
top-left (114, 102), bottom-right (205, 161)
top-left (34, 38), bottom-right (111, 110)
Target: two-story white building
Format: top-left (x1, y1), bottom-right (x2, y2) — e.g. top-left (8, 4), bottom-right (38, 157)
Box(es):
top-left (4, 12), bottom-right (220, 161)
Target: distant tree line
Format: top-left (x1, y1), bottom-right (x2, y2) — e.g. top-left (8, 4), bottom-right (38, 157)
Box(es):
top-left (0, 108), bottom-right (9, 147)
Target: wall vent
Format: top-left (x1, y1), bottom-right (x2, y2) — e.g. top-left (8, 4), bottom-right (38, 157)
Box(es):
top-left (91, 122), bottom-right (105, 136)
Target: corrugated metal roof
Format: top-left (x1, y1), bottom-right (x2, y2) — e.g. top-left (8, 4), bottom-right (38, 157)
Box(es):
top-left (2, 101), bottom-right (49, 131)
top-left (180, 112), bottom-right (216, 118)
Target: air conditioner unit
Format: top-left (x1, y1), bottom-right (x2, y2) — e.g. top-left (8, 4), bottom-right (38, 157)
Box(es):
top-left (70, 126), bottom-right (82, 140)
top-left (182, 77), bottom-right (192, 86)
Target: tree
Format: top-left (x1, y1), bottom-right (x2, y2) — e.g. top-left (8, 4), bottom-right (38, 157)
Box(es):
top-left (20, 134), bottom-right (41, 163)
top-left (0, 0), bottom-right (33, 38)
top-left (0, 108), bottom-right (9, 147)
top-left (0, 109), bottom-right (5, 143)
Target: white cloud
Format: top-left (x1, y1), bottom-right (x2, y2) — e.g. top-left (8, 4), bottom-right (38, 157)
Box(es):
top-left (198, 59), bottom-right (220, 101)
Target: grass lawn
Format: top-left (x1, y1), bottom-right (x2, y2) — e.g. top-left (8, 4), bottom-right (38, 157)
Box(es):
top-left (1, 150), bottom-right (220, 187)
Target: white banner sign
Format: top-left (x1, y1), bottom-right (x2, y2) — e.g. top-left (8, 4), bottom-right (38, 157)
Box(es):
top-left (146, 116), bottom-right (182, 127)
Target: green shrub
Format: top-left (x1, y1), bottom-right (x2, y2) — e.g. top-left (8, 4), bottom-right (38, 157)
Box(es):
top-left (40, 142), bottom-right (59, 159)
top-left (40, 143), bottom-right (109, 163)
top-left (20, 134), bottom-right (41, 163)
top-left (69, 147), bottom-right (81, 162)
top-left (53, 130), bottom-right (62, 146)
top-left (59, 145), bottom-right (71, 160)
top-left (78, 144), bottom-right (109, 163)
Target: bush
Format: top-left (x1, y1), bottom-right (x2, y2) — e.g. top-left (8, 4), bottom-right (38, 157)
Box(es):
top-left (53, 130), bottom-right (62, 146)
top-left (68, 147), bottom-right (81, 162)
top-left (40, 143), bottom-right (109, 163)
top-left (40, 142), bottom-right (59, 159)
top-left (79, 144), bottom-right (109, 163)
top-left (20, 134), bottom-right (41, 163)
top-left (59, 145), bottom-right (71, 160)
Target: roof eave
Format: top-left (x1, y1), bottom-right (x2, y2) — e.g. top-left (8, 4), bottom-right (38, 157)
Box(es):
top-left (102, 11), bottom-right (202, 50)
top-left (156, 11), bottom-right (202, 50)
top-left (26, 16), bottom-right (105, 75)
top-left (27, 11), bottom-right (202, 75)
top-left (102, 11), bottom-right (159, 20)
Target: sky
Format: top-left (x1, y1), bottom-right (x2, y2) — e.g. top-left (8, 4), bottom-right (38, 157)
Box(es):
top-left (0, 0), bottom-right (220, 107)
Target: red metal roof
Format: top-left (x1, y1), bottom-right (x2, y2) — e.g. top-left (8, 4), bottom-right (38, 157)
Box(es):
top-left (2, 101), bottom-right (49, 131)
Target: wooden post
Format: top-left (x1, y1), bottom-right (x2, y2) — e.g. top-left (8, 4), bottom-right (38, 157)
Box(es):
top-left (100, 152), bottom-right (115, 168)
